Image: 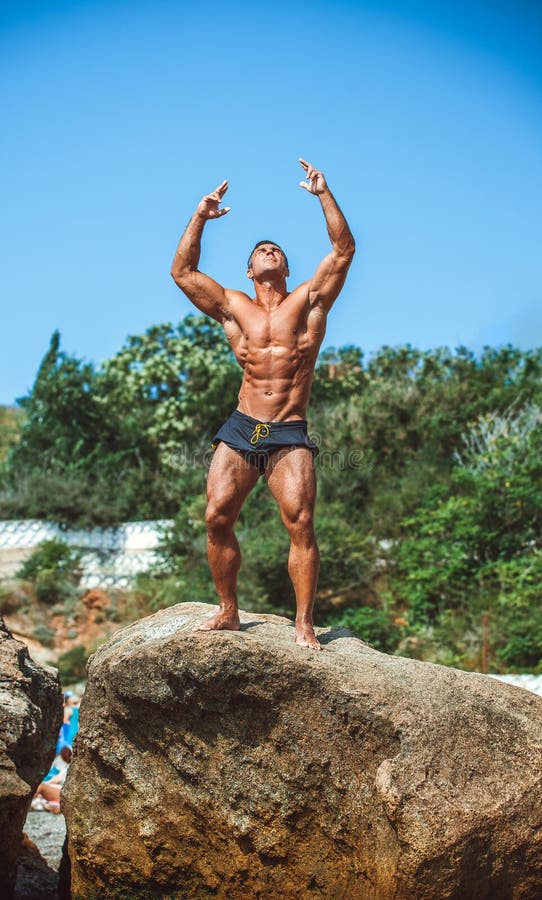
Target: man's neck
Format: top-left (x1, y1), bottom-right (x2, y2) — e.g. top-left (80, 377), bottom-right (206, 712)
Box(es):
top-left (252, 277), bottom-right (288, 310)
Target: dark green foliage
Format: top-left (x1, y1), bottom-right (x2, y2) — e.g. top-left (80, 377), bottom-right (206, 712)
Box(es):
top-left (11, 331), bottom-right (100, 470)
top-left (0, 331), bottom-right (128, 524)
top-left (18, 538), bottom-right (82, 581)
top-left (325, 605), bottom-right (404, 653)
top-left (0, 405), bottom-right (24, 465)
top-left (394, 406), bottom-right (542, 670)
top-left (18, 538), bottom-right (82, 604)
top-left (310, 346), bottom-right (366, 406)
top-left (0, 318), bottom-right (239, 524)
top-left (32, 622), bottom-right (56, 647)
top-left (56, 645), bottom-right (90, 683)
top-left (3, 315), bottom-right (542, 672)
top-left (0, 586), bottom-right (22, 615)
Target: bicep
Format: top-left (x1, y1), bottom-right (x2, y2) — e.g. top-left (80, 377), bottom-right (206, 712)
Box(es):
top-left (308, 250), bottom-right (353, 312)
top-left (171, 269), bottom-right (230, 322)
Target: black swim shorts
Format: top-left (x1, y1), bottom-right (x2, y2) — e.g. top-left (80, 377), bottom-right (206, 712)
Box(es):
top-left (212, 409), bottom-right (318, 475)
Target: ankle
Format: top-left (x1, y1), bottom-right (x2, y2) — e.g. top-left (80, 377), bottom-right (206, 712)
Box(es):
top-left (218, 601), bottom-right (239, 615)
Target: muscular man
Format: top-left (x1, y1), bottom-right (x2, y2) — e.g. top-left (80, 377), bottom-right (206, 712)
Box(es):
top-left (171, 159), bottom-right (355, 650)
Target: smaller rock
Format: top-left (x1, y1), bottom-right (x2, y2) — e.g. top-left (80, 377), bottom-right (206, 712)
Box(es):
top-left (81, 589), bottom-right (110, 611)
top-left (14, 833), bottom-right (58, 900)
top-left (0, 617), bottom-right (63, 898)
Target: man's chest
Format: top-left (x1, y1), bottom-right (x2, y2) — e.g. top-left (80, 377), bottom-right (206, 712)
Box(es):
top-left (228, 296), bottom-right (325, 350)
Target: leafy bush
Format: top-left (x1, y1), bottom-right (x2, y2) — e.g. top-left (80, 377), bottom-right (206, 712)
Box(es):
top-left (56, 645), bottom-right (90, 683)
top-left (131, 573), bottom-right (189, 614)
top-left (0, 405), bottom-right (24, 465)
top-left (491, 553), bottom-right (542, 671)
top-left (32, 623), bottom-right (55, 647)
top-left (390, 408), bottom-right (542, 671)
top-left (397, 611), bottom-right (486, 670)
top-left (4, 319), bottom-right (542, 673)
top-left (17, 539), bottom-right (82, 604)
top-left (326, 605), bottom-right (404, 653)
top-left (0, 587), bottom-right (22, 616)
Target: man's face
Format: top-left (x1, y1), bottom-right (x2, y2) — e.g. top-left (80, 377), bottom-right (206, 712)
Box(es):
top-left (247, 243), bottom-right (289, 280)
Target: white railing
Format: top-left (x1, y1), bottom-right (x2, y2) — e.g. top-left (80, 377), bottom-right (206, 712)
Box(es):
top-left (0, 519), bottom-right (173, 588)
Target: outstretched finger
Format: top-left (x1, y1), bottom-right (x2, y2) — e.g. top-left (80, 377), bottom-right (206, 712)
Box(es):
top-left (209, 206), bottom-right (231, 217)
top-left (299, 181), bottom-right (311, 191)
top-left (215, 180), bottom-right (228, 196)
top-left (299, 157), bottom-right (311, 170)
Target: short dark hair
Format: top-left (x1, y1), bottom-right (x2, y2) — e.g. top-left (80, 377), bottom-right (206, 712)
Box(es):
top-left (247, 240), bottom-right (289, 270)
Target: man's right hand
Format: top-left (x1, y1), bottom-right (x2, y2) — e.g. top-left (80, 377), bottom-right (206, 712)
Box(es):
top-left (196, 180), bottom-right (231, 220)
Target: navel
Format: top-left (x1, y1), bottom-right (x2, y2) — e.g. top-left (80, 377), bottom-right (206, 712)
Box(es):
top-left (264, 391), bottom-right (273, 396)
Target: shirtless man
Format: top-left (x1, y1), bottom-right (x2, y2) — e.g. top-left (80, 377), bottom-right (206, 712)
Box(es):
top-left (170, 159), bottom-right (355, 650)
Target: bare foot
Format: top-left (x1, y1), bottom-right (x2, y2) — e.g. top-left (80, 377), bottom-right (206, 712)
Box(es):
top-left (295, 622), bottom-right (322, 651)
top-left (195, 609), bottom-right (241, 632)
top-left (43, 801), bottom-right (61, 814)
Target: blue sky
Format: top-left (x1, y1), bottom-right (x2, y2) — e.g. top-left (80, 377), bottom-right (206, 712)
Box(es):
top-left (1, 0), bottom-right (541, 405)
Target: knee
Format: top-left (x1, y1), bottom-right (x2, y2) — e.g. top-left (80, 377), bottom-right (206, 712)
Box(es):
top-left (283, 506), bottom-right (315, 539)
top-left (205, 504), bottom-right (234, 538)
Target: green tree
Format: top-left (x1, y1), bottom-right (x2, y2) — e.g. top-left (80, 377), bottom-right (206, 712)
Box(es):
top-left (0, 406), bottom-right (24, 466)
top-left (3, 318), bottom-right (542, 673)
top-left (100, 315), bottom-right (239, 456)
top-left (0, 318), bottom-right (239, 524)
top-left (394, 406), bottom-right (542, 669)
top-left (10, 331), bottom-right (101, 469)
top-left (0, 331), bottom-right (121, 524)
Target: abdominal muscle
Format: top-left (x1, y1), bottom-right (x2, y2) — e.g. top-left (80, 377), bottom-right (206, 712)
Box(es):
top-left (223, 289), bottom-right (327, 423)
top-left (235, 343), bottom-right (318, 422)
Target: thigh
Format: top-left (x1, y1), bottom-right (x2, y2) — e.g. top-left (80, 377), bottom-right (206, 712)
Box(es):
top-left (40, 783), bottom-right (62, 801)
top-left (207, 441), bottom-right (260, 518)
top-left (265, 447), bottom-right (317, 523)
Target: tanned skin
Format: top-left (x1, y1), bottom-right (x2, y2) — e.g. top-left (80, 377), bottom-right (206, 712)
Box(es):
top-left (171, 159), bottom-right (355, 650)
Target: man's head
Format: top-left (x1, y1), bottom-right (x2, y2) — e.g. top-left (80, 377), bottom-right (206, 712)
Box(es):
top-left (247, 240), bottom-right (289, 281)
top-left (60, 745), bottom-right (73, 764)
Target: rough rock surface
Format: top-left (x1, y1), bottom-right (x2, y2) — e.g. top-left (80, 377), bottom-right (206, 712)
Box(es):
top-left (64, 602), bottom-right (542, 899)
top-left (22, 808), bottom-right (67, 871)
top-left (0, 617), bottom-right (63, 897)
top-left (14, 832), bottom-right (58, 900)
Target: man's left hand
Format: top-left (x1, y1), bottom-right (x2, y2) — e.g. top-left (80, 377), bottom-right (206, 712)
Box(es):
top-left (299, 158), bottom-right (328, 195)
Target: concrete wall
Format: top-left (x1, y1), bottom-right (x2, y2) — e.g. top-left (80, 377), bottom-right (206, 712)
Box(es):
top-left (0, 519), bottom-right (172, 588)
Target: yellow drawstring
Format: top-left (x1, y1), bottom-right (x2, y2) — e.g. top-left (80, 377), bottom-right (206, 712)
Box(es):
top-left (250, 423), bottom-right (271, 445)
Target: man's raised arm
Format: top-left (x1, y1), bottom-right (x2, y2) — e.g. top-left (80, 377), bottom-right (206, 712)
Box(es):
top-left (299, 158), bottom-right (356, 312)
top-left (170, 181), bottom-right (232, 323)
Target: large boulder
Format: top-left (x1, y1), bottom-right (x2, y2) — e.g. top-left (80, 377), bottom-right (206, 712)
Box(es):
top-left (0, 617), bottom-right (63, 897)
top-left (63, 602), bottom-right (542, 899)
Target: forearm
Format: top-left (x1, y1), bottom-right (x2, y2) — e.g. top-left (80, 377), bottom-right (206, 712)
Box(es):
top-left (171, 211), bottom-right (206, 280)
top-left (169, 195), bottom-right (230, 321)
top-left (319, 189), bottom-right (355, 258)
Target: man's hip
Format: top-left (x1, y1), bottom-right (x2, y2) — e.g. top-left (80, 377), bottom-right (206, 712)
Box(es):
top-left (211, 409), bottom-right (318, 475)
